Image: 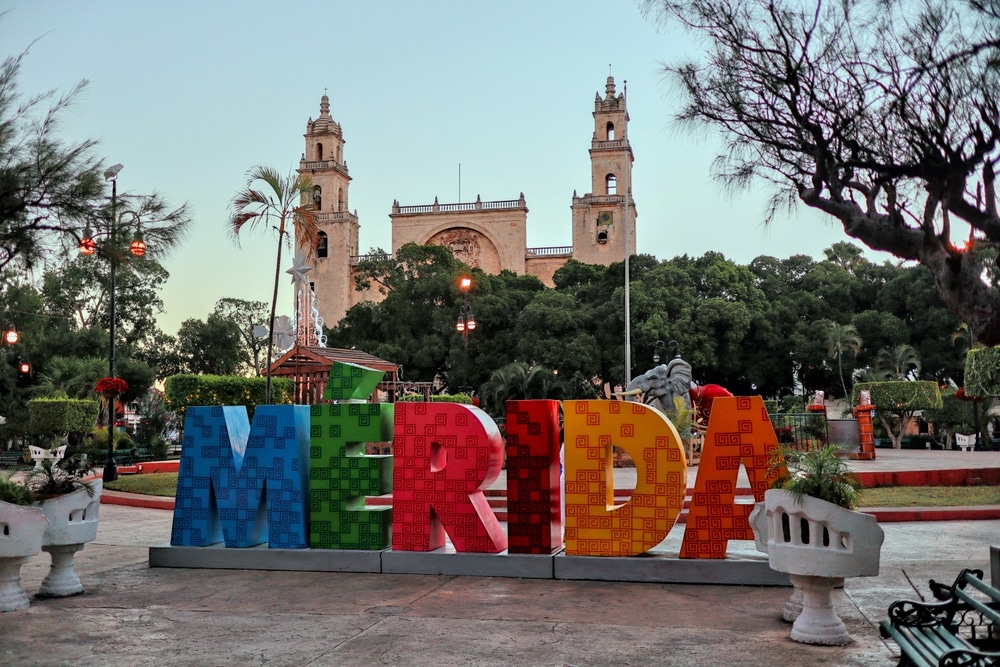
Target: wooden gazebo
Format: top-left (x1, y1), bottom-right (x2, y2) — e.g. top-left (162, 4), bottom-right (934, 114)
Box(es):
top-left (268, 346), bottom-right (399, 404)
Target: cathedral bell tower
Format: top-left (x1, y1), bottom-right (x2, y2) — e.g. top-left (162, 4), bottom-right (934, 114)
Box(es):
top-left (297, 94), bottom-right (360, 331)
top-left (571, 75), bottom-right (636, 264)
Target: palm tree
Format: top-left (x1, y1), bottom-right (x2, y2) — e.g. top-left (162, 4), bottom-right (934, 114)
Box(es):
top-left (826, 323), bottom-right (862, 399)
top-left (478, 361), bottom-right (571, 419)
top-left (227, 166), bottom-right (318, 403)
top-left (951, 322), bottom-right (982, 353)
top-left (875, 344), bottom-right (921, 380)
top-left (33, 356), bottom-right (105, 399)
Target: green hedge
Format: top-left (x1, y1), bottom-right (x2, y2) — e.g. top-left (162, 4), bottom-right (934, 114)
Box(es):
top-left (163, 375), bottom-right (294, 422)
top-left (397, 393), bottom-right (473, 404)
top-left (852, 381), bottom-right (942, 411)
top-left (28, 398), bottom-right (100, 434)
top-left (965, 346), bottom-right (1000, 398)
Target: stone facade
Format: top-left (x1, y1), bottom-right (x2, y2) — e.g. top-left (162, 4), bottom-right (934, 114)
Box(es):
top-left (298, 75), bottom-right (636, 329)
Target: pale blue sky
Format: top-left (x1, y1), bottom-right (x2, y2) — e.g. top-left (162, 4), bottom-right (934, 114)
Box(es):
top-left (4, 0), bottom-right (863, 335)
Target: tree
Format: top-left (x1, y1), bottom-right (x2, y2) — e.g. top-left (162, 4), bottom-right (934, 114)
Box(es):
top-left (41, 253), bottom-right (171, 359)
top-left (32, 356), bottom-right (104, 399)
top-left (336, 243), bottom-right (466, 384)
top-left (227, 166), bottom-right (318, 402)
top-left (875, 344), bottom-right (922, 380)
top-left (175, 313), bottom-right (244, 376)
top-left (826, 323), bottom-right (862, 399)
top-left (855, 380), bottom-right (942, 448)
top-left (478, 361), bottom-right (572, 419)
top-left (0, 44), bottom-right (103, 271)
top-left (644, 0), bottom-right (1000, 345)
top-left (214, 298), bottom-right (269, 376)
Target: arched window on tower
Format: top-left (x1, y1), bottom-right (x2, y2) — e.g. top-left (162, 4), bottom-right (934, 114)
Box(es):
top-left (312, 186), bottom-right (322, 210)
top-left (316, 143), bottom-right (324, 161)
top-left (317, 231), bottom-right (328, 258)
top-left (606, 122), bottom-right (615, 141)
top-left (338, 188), bottom-right (345, 211)
top-left (606, 174), bottom-right (617, 195)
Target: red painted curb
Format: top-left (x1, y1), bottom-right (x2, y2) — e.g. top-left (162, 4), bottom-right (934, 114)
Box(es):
top-left (101, 490), bottom-right (174, 511)
top-left (855, 468), bottom-right (1000, 487)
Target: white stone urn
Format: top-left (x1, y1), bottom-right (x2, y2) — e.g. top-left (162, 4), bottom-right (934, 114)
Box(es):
top-left (34, 480), bottom-right (102, 597)
top-left (750, 488), bottom-right (884, 646)
top-left (0, 501), bottom-right (48, 611)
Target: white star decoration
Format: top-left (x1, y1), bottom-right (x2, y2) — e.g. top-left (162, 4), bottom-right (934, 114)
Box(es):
top-left (286, 249), bottom-right (312, 284)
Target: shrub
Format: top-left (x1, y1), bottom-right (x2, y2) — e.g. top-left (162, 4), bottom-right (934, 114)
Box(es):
top-left (397, 393), bottom-right (473, 404)
top-left (163, 374), bottom-right (294, 423)
top-left (965, 347), bottom-right (1000, 398)
top-left (150, 437), bottom-right (168, 460)
top-left (24, 455), bottom-right (95, 497)
top-left (0, 475), bottom-right (34, 506)
top-left (89, 427), bottom-right (133, 451)
top-left (770, 445), bottom-right (861, 510)
top-left (851, 380), bottom-right (942, 448)
top-left (851, 381), bottom-right (942, 412)
top-left (28, 398), bottom-right (100, 435)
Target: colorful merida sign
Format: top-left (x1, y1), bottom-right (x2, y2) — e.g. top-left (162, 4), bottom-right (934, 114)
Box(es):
top-left (170, 363), bottom-right (780, 559)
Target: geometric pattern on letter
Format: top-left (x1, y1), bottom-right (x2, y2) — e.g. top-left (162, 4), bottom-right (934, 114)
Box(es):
top-left (563, 400), bottom-right (687, 557)
top-left (170, 404), bottom-right (312, 549)
top-left (391, 402), bottom-right (507, 553)
top-left (309, 401), bottom-right (393, 550)
top-left (679, 395), bottom-right (780, 559)
top-left (505, 399), bottom-right (562, 554)
top-left (324, 361), bottom-right (384, 402)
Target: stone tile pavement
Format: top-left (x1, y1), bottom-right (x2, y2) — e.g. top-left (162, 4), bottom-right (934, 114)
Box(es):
top-left (3, 448), bottom-right (999, 665)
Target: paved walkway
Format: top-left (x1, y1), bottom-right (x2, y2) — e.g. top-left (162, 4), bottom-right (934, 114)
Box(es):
top-left (2, 448), bottom-right (999, 665)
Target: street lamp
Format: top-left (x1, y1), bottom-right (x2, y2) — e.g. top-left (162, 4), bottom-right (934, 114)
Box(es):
top-left (456, 276), bottom-right (476, 393)
top-left (653, 339), bottom-right (680, 364)
top-left (79, 163), bottom-right (147, 483)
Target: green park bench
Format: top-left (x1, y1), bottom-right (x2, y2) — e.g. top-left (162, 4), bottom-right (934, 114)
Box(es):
top-left (880, 568), bottom-right (1000, 666)
top-left (120, 448), bottom-right (155, 466)
top-left (0, 450), bottom-right (26, 469)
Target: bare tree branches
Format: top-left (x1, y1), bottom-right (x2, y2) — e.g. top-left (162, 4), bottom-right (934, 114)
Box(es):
top-left (644, 0), bottom-right (1000, 343)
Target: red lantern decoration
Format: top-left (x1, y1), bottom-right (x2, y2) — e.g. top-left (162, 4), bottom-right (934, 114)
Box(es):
top-left (129, 230), bottom-right (146, 257)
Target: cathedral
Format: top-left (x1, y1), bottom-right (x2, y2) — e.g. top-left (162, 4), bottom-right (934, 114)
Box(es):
top-left (297, 75), bottom-right (637, 330)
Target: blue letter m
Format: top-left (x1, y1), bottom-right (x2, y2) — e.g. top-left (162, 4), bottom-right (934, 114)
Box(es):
top-left (170, 405), bottom-right (311, 548)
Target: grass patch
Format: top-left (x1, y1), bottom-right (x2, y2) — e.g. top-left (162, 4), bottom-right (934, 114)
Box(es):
top-left (105, 472), bottom-right (178, 497)
top-left (859, 486), bottom-right (1000, 507)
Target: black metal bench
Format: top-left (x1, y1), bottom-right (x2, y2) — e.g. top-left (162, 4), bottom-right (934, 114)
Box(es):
top-left (880, 568), bottom-right (1000, 666)
top-left (0, 450), bottom-right (26, 469)
top-left (118, 448), bottom-right (154, 467)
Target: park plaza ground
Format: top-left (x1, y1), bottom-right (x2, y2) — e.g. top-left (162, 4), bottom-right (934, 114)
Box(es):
top-left (2, 447), bottom-right (999, 665)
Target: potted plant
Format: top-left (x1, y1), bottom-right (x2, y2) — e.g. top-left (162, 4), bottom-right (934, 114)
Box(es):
top-left (0, 475), bottom-right (47, 612)
top-left (24, 455), bottom-right (102, 597)
top-left (749, 445), bottom-right (884, 646)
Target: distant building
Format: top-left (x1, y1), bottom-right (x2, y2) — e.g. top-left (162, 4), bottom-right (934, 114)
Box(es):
top-left (297, 75), bottom-right (637, 328)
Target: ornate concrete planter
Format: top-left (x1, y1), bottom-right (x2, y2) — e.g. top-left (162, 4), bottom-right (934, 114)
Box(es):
top-left (34, 480), bottom-right (102, 597)
top-left (0, 501), bottom-right (48, 611)
top-left (751, 489), bottom-right (884, 646)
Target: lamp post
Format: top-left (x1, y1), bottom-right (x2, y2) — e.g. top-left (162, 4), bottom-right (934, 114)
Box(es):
top-left (653, 339), bottom-right (680, 364)
top-left (455, 276), bottom-right (476, 393)
top-left (80, 163), bottom-right (148, 483)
